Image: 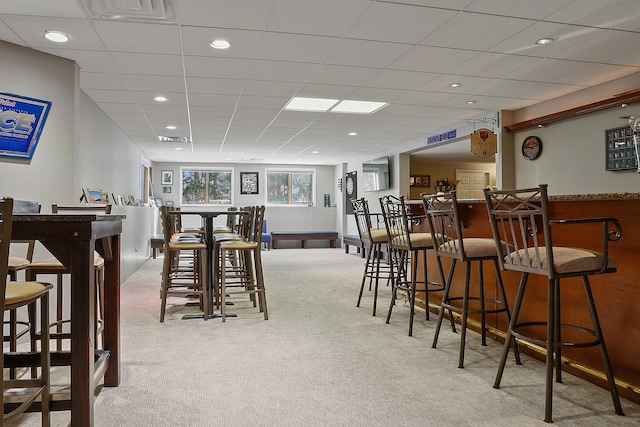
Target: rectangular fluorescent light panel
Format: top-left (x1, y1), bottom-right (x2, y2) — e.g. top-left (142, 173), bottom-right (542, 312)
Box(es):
top-left (330, 100), bottom-right (388, 114)
top-left (285, 97), bottom-right (339, 112)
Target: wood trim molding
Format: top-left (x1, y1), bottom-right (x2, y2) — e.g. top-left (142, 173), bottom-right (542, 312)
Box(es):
top-left (504, 88), bottom-right (640, 133)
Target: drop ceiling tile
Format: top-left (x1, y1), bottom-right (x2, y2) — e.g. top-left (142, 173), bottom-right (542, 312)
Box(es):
top-left (394, 90), bottom-right (458, 106)
top-left (91, 21), bottom-right (181, 54)
top-left (184, 56), bottom-right (253, 79)
top-left (186, 93), bottom-right (240, 108)
top-left (296, 83), bottom-right (358, 99)
top-left (0, 20), bottom-right (27, 45)
top-left (489, 22), bottom-right (605, 57)
top-left (346, 87), bottom-right (407, 103)
top-left (449, 52), bottom-right (541, 78)
top-left (324, 39), bottom-right (412, 68)
top-left (545, 0), bottom-right (640, 28)
top-left (390, 45), bottom-right (479, 73)
top-left (177, 0), bottom-right (272, 30)
top-left (467, 80), bottom-right (545, 98)
top-left (124, 74), bottom-right (186, 92)
top-left (82, 89), bottom-right (136, 103)
top-left (307, 65), bottom-right (380, 87)
top-left (347, 2), bottom-right (456, 44)
top-left (2, 16), bottom-right (104, 50)
top-left (40, 48), bottom-right (117, 72)
top-left (187, 77), bottom-right (245, 95)
top-left (267, 0), bottom-right (371, 37)
top-left (416, 75), bottom-right (495, 92)
top-left (179, 26), bottom-right (263, 58)
top-left (515, 82), bottom-right (590, 101)
top-left (556, 64), bottom-right (639, 86)
top-left (242, 80), bottom-right (301, 98)
top-left (80, 72), bottom-right (129, 90)
top-left (110, 52), bottom-right (184, 76)
top-left (419, 12), bottom-right (534, 50)
top-left (248, 60), bottom-right (318, 83)
top-left (365, 70), bottom-right (440, 91)
top-left (465, 0), bottom-right (575, 19)
top-left (551, 30), bottom-right (640, 63)
top-left (0, 0), bottom-right (86, 17)
top-left (256, 32), bottom-right (340, 63)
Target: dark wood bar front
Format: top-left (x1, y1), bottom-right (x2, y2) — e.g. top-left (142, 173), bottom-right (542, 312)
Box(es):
top-left (407, 194), bottom-right (640, 404)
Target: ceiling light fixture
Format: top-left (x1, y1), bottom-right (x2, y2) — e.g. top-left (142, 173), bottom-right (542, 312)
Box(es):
top-left (174, 147), bottom-right (182, 151)
top-left (165, 125), bottom-right (177, 130)
top-left (330, 100), bottom-right (388, 114)
top-left (154, 96), bottom-right (168, 102)
top-left (285, 97), bottom-right (339, 112)
top-left (44, 30), bottom-right (69, 43)
top-left (466, 100), bottom-right (476, 104)
top-left (312, 150), bottom-right (319, 154)
top-left (210, 39), bottom-right (230, 50)
top-left (536, 37), bottom-right (554, 45)
top-left (348, 132), bottom-right (358, 136)
top-left (449, 83), bottom-right (461, 88)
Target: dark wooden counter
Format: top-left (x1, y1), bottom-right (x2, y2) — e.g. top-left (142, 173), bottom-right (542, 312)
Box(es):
top-left (407, 194), bottom-right (640, 404)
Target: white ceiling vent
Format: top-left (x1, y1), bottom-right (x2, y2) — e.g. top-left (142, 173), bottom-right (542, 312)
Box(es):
top-left (80, 0), bottom-right (177, 23)
top-left (158, 136), bottom-right (190, 143)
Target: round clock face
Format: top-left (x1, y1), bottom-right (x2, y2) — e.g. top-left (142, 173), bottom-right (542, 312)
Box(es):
top-left (346, 177), bottom-right (354, 195)
top-left (522, 136), bottom-right (542, 160)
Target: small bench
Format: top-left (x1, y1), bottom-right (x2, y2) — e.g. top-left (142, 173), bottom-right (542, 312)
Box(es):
top-left (150, 233), bottom-right (164, 259)
top-left (343, 234), bottom-right (366, 258)
top-left (271, 231), bottom-right (338, 249)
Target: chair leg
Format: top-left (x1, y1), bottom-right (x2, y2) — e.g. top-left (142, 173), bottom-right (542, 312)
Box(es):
top-left (582, 276), bottom-right (624, 416)
top-left (432, 258), bottom-right (457, 349)
top-left (494, 272), bottom-right (529, 390)
top-left (458, 261), bottom-right (471, 368)
top-left (493, 259), bottom-right (521, 365)
top-left (544, 278), bottom-right (556, 423)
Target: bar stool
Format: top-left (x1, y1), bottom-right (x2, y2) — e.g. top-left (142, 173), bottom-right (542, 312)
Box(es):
top-left (484, 184), bottom-right (624, 423)
top-left (26, 204), bottom-right (110, 351)
top-left (422, 191), bottom-right (520, 368)
top-left (218, 206), bottom-right (268, 322)
top-left (159, 206), bottom-right (208, 322)
top-left (351, 198), bottom-right (391, 316)
top-left (1, 196), bottom-right (53, 426)
top-left (379, 194), bottom-right (443, 336)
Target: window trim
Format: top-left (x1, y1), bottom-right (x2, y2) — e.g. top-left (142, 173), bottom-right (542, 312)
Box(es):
top-left (179, 166), bottom-right (234, 207)
top-left (265, 167), bottom-right (316, 207)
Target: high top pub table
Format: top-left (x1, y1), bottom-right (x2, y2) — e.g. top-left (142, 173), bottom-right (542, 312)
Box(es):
top-left (11, 212), bottom-right (124, 427)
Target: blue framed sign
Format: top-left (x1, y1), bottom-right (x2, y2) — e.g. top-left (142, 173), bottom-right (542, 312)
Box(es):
top-left (0, 92), bottom-right (52, 160)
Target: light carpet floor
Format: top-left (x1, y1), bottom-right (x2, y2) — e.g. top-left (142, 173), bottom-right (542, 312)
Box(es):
top-left (7, 248), bottom-right (640, 426)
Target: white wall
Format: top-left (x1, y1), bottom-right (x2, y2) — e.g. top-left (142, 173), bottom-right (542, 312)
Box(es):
top-left (0, 40), bottom-right (153, 279)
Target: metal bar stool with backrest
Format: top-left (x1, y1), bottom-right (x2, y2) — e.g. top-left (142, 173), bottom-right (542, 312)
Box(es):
top-left (422, 191), bottom-right (520, 369)
top-left (1, 197), bottom-right (53, 426)
top-left (379, 194), bottom-right (443, 337)
top-left (26, 203), bottom-right (111, 351)
top-left (484, 184), bottom-right (624, 423)
top-left (351, 198), bottom-right (391, 316)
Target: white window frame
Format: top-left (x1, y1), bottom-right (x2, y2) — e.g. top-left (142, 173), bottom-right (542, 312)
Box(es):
top-left (179, 166), bottom-right (234, 207)
top-left (265, 167), bottom-right (316, 207)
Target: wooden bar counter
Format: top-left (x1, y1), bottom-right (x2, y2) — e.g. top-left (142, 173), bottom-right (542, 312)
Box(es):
top-left (407, 193), bottom-right (640, 404)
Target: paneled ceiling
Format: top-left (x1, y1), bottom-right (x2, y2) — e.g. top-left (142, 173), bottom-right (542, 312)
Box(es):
top-left (1, 0), bottom-right (640, 165)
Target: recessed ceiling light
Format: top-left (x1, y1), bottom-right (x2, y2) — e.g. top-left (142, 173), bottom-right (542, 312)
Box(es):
top-left (330, 100), bottom-right (388, 114)
top-left (285, 97), bottom-right (340, 112)
top-left (536, 37), bottom-right (554, 45)
top-left (165, 125), bottom-right (177, 130)
top-left (174, 147), bottom-right (183, 151)
top-left (44, 30), bottom-right (69, 43)
top-left (312, 150), bottom-right (319, 154)
top-left (466, 100), bottom-right (476, 104)
top-left (449, 83), bottom-right (461, 88)
top-left (348, 132), bottom-right (358, 136)
top-left (210, 39), bottom-right (230, 50)
top-left (622, 103), bottom-right (628, 108)
top-left (154, 96), bottom-right (168, 102)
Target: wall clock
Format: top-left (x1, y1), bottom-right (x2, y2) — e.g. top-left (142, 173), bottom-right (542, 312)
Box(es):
top-left (345, 171), bottom-right (357, 215)
top-left (522, 136), bottom-right (542, 160)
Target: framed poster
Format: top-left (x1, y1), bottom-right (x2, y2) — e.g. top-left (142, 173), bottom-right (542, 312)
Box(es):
top-left (161, 170), bottom-right (173, 185)
top-left (0, 92), bottom-right (52, 159)
top-left (240, 172), bottom-right (259, 194)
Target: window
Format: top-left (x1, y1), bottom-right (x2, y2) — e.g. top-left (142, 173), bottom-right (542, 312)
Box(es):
top-left (181, 167), bottom-right (233, 205)
top-left (266, 169), bottom-right (315, 205)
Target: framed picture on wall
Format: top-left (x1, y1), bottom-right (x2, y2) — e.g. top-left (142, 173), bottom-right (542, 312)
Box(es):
top-left (161, 170), bottom-right (173, 185)
top-left (240, 172), bottom-right (259, 194)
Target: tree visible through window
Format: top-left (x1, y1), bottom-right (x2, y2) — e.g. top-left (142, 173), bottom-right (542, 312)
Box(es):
top-left (181, 168), bottom-right (232, 205)
top-left (266, 169), bottom-right (314, 205)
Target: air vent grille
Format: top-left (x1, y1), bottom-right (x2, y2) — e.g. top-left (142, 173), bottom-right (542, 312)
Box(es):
top-left (158, 136), bottom-right (190, 143)
top-left (79, 0), bottom-right (177, 23)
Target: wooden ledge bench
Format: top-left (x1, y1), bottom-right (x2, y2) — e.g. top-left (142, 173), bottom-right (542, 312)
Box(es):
top-left (271, 231), bottom-right (338, 249)
top-left (150, 233), bottom-right (164, 259)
